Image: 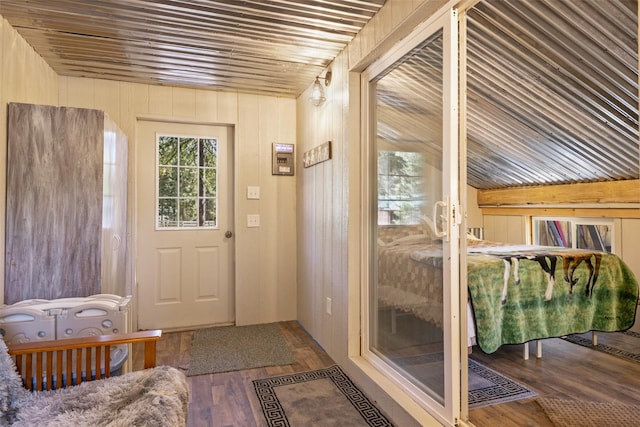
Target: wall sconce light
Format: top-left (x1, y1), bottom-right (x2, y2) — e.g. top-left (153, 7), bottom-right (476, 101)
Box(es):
top-left (310, 71), bottom-right (332, 106)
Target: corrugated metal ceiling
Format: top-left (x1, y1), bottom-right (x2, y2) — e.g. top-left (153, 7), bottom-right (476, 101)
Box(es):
top-left (0, 0), bottom-right (385, 97)
top-left (0, 0), bottom-right (637, 190)
top-left (465, 0), bottom-right (639, 189)
top-left (376, 0), bottom-right (638, 190)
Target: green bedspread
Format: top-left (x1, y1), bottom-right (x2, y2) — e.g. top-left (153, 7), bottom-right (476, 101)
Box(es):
top-left (466, 243), bottom-right (639, 353)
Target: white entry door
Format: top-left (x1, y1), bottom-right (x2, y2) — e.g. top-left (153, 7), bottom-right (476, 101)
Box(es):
top-left (137, 120), bottom-right (234, 330)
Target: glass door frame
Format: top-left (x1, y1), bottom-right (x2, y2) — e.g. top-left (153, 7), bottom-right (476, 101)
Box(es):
top-left (360, 7), bottom-right (462, 425)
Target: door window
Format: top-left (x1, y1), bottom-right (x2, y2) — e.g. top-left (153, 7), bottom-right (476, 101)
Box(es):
top-left (156, 135), bottom-right (218, 229)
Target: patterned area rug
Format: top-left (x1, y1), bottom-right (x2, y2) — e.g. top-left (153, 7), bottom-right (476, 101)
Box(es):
top-left (394, 352), bottom-right (536, 409)
top-left (537, 397), bottom-right (640, 427)
top-left (187, 323), bottom-right (295, 376)
top-left (561, 330), bottom-right (640, 363)
top-left (254, 361), bottom-right (535, 425)
top-left (253, 365), bottom-right (393, 426)
top-left (468, 359), bottom-right (537, 409)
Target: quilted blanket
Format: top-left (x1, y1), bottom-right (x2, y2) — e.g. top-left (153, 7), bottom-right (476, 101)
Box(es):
top-left (378, 232), bottom-right (639, 354)
top-left (465, 243), bottom-right (639, 353)
top-left (378, 239), bottom-right (444, 327)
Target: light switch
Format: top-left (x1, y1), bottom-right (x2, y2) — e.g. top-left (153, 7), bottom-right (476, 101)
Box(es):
top-left (247, 186), bottom-right (260, 200)
top-left (247, 214), bottom-right (260, 228)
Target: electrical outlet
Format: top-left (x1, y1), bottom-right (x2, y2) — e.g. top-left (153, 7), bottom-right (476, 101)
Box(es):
top-left (247, 214), bottom-right (260, 228)
top-left (326, 297), bottom-right (332, 315)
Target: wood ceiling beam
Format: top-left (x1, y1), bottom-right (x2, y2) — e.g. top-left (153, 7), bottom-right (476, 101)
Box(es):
top-left (477, 179), bottom-right (640, 206)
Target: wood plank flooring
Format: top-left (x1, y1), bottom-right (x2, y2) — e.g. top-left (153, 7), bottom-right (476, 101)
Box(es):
top-left (469, 336), bottom-right (640, 427)
top-left (132, 321), bottom-right (335, 427)
top-left (132, 322), bottom-right (640, 427)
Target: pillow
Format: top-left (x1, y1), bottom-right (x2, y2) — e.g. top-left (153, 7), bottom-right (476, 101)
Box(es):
top-left (377, 224), bottom-right (423, 245)
top-left (0, 337), bottom-right (25, 423)
top-left (386, 233), bottom-right (429, 247)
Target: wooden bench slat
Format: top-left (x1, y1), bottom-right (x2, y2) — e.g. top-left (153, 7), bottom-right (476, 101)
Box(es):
top-left (8, 330), bottom-right (162, 391)
top-left (8, 330), bottom-right (162, 354)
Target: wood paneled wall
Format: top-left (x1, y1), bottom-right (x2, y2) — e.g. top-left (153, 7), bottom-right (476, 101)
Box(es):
top-left (0, 15), bottom-right (298, 324)
top-left (296, 1), bottom-right (448, 426)
top-left (58, 77), bottom-right (298, 327)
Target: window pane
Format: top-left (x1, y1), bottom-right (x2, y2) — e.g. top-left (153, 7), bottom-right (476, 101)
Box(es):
top-left (180, 138), bottom-right (198, 167)
top-left (179, 168), bottom-right (197, 197)
top-left (201, 198), bottom-right (216, 226)
top-left (576, 224), bottom-right (611, 252)
top-left (200, 168), bottom-right (217, 197)
top-left (378, 175), bottom-right (389, 198)
top-left (157, 134), bottom-right (218, 229)
top-left (158, 136), bottom-right (178, 166)
top-left (179, 198), bottom-right (197, 226)
top-left (158, 166), bottom-right (177, 198)
top-left (201, 139), bottom-right (217, 168)
top-left (378, 151), bottom-right (426, 225)
top-left (534, 220), bottom-right (571, 247)
top-left (378, 153), bottom-right (389, 174)
top-left (158, 199), bottom-right (177, 227)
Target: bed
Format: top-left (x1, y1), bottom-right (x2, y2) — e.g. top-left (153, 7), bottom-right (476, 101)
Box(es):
top-left (377, 225), bottom-right (639, 354)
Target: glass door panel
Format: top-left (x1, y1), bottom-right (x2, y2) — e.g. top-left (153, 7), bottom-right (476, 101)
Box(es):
top-left (365, 9), bottom-right (460, 423)
top-left (373, 29), bottom-right (446, 401)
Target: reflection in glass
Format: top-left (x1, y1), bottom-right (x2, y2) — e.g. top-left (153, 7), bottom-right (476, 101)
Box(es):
top-left (372, 30), bottom-right (445, 402)
top-left (533, 219), bottom-right (613, 253)
top-left (576, 224), bottom-right (611, 252)
top-left (535, 220), bottom-right (572, 248)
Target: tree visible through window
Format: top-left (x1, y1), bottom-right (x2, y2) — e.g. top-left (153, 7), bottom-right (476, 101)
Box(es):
top-left (157, 135), bottom-right (217, 228)
top-left (378, 151), bottom-right (425, 225)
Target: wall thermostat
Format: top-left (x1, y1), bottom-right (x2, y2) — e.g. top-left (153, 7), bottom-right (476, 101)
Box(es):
top-left (272, 143), bottom-right (294, 176)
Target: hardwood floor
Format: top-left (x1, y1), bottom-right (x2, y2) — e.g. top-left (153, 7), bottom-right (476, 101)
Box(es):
top-left (132, 322), bottom-right (640, 427)
top-left (469, 336), bottom-right (640, 427)
top-left (132, 321), bottom-right (335, 427)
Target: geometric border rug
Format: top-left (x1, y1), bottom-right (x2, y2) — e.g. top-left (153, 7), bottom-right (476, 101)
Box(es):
top-left (537, 397), bottom-right (640, 427)
top-left (253, 365), bottom-right (394, 426)
top-left (468, 359), bottom-right (537, 409)
top-left (560, 330), bottom-right (640, 364)
top-left (395, 354), bottom-right (537, 409)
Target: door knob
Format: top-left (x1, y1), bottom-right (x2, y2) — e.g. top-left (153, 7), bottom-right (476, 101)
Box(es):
top-left (225, 230), bottom-right (233, 238)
